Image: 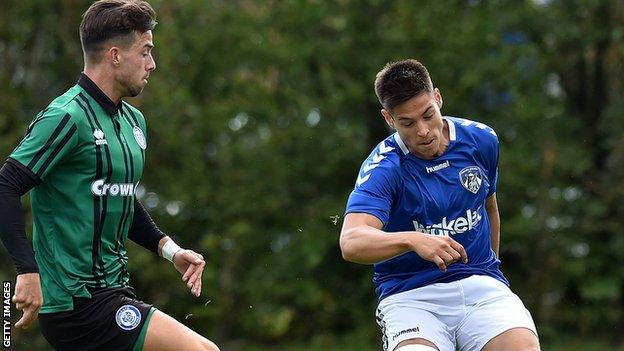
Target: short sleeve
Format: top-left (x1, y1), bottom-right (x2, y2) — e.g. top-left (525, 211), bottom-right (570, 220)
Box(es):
top-left (9, 109), bottom-right (78, 181)
top-left (345, 160), bottom-right (400, 226)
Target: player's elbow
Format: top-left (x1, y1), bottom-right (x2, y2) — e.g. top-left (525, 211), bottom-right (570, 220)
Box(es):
top-left (340, 244), bottom-right (356, 262)
top-left (339, 229), bottom-right (360, 263)
top-left (202, 339), bottom-right (220, 351)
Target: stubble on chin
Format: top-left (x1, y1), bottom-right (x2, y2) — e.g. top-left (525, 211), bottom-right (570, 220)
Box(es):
top-left (125, 84), bottom-right (144, 98)
top-left (117, 74), bottom-right (145, 98)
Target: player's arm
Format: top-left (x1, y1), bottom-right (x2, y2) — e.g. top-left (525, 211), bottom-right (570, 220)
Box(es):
top-left (486, 193), bottom-right (500, 257)
top-left (128, 200), bottom-right (206, 297)
top-left (340, 212), bottom-right (468, 271)
top-left (128, 200), bottom-right (166, 252)
top-left (0, 160), bottom-right (43, 329)
top-left (2, 109), bottom-right (79, 329)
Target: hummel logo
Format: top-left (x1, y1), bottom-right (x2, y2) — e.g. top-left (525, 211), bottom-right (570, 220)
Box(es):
top-left (93, 129), bottom-right (107, 145)
top-left (392, 327), bottom-right (420, 341)
top-left (426, 160), bottom-right (450, 174)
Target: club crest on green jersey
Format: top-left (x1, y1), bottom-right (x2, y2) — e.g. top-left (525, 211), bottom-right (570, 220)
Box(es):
top-left (133, 126), bottom-right (147, 149)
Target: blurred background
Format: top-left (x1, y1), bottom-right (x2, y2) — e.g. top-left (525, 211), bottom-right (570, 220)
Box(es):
top-left (1, 0), bottom-right (623, 350)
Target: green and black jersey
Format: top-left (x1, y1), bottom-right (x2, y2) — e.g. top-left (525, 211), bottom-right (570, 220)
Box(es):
top-left (8, 74), bottom-right (148, 313)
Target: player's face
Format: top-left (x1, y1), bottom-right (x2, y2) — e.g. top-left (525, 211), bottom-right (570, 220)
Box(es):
top-left (115, 30), bottom-right (156, 98)
top-left (381, 89), bottom-right (449, 159)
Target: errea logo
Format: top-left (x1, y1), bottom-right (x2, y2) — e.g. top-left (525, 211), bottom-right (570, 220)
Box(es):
top-left (93, 129), bottom-right (107, 145)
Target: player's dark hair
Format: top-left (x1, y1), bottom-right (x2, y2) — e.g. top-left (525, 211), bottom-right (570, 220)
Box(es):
top-left (80, 0), bottom-right (157, 63)
top-left (374, 59), bottom-right (434, 112)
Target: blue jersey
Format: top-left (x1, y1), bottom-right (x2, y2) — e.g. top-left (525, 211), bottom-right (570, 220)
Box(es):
top-left (345, 116), bottom-right (508, 301)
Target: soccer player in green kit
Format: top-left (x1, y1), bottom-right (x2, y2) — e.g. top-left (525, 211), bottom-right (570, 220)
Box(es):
top-left (0, 1), bottom-right (219, 350)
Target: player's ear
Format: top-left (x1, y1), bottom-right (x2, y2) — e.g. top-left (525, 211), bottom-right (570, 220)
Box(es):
top-left (434, 88), bottom-right (443, 109)
top-left (107, 47), bottom-right (121, 67)
top-left (381, 109), bottom-right (395, 129)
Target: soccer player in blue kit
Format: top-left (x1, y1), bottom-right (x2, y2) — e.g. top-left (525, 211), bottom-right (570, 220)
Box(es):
top-left (340, 59), bottom-right (540, 351)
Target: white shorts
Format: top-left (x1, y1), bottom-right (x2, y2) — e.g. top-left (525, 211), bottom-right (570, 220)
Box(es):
top-left (376, 275), bottom-right (537, 351)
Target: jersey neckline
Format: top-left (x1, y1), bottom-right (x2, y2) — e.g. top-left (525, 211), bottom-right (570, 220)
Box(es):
top-left (393, 117), bottom-right (457, 161)
top-left (78, 73), bottom-right (122, 115)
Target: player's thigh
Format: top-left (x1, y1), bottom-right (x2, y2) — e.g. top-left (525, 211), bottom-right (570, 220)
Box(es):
top-left (396, 338), bottom-right (439, 350)
top-left (376, 289), bottom-right (457, 351)
top-left (481, 327), bottom-right (539, 351)
top-left (142, 310), bottom-right (219, 351)
top-left (456, 275), bottom-right (538, 351)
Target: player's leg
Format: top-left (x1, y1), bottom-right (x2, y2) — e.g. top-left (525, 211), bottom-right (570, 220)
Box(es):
top-left (456, 275), bottom-right (539, 351)
top-left (142, 310), bottom-right (219, 351)
top-left (377, 304), bottom-right (451, 351)
top-left (376, 282), bottom-right (462, 351)
top-left (395, 338), bottom-right (439, 350)
top-left (481, 327), bottom-right (539, 351)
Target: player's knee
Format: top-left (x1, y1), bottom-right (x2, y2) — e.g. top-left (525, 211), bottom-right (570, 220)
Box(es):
top-left (509, 330), bottom-right (540, 351)
top-left (519, 340), bottom-right (540, 351)
top-left (396, 344), bottom-right (438, 351)
top-left (509, 343), bottom-right (540, 351)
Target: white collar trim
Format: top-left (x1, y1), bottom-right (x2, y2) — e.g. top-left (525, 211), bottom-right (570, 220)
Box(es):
top-left (393, 132), bottom-right (410, 155)
top-left (445, 117), bottom-right (457, 141)
top-left (393, 117), bottom-right (456, 156)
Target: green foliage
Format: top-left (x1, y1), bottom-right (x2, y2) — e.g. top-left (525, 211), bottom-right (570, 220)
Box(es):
top-left (1, 0), bottom-right (623, 349)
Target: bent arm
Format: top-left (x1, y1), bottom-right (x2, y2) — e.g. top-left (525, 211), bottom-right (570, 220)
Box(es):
top-left (0, 160), bottom-right (39, 274)
top-left (486, 193), bottom-right (500, 257)
top-left (340, 212), bottom-right (469, 270)
top-left (340, 213), bottom-right (418, 264)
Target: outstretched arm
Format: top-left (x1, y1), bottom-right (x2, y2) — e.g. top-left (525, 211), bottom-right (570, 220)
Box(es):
top-left (340, 213), bottom-right (468, 271)
top-left (0, 161), bottom-right (43, 329)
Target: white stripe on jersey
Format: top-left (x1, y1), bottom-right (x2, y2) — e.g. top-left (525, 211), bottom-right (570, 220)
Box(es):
top-left (393, 133), bottom-right (409, 155)
top-left (447, 118), bottom-right (457, 141)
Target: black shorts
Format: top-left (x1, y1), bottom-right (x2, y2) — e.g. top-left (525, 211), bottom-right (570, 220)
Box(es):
top-left (39, 286), bottom-right (154, 351)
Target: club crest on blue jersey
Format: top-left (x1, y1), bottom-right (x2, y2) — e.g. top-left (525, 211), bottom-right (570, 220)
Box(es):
top-left (459, 166), bottom-right (483, 194)
top-left (115, 305), bottom-right (142, 331)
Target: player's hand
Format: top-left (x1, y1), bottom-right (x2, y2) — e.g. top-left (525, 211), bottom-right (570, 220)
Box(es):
top-left (172, 250), bottom-right (206, 297)
top-left (411, 233), bottom-right (468, 272)
top-left (13, 273), bottom-right (43, 329)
